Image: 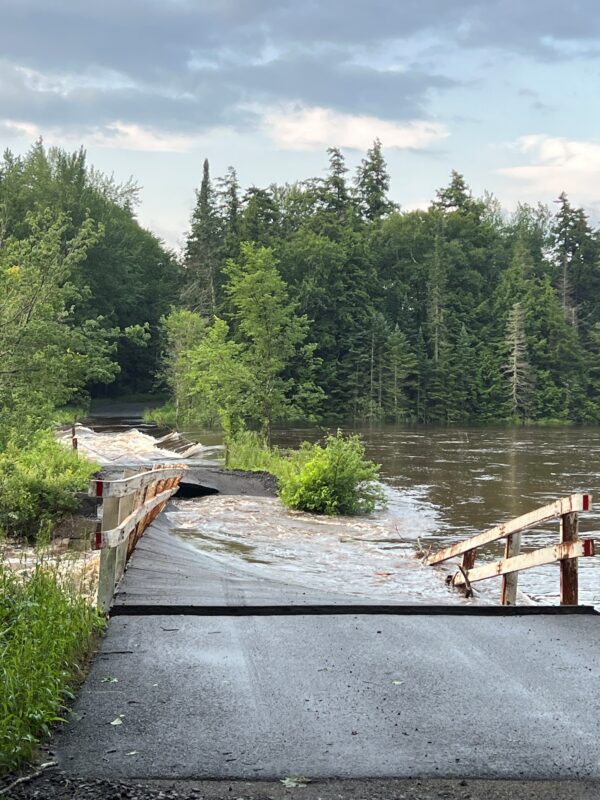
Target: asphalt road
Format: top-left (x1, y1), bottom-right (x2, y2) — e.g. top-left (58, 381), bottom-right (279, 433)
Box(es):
top-left (51, 497), bottom-right (600, 795)
top-left (57, 609), bottom-right (600, 782)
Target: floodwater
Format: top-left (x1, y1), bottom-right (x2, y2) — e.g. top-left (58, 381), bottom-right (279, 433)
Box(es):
top-left (84, 413), bottom-right (600, 607)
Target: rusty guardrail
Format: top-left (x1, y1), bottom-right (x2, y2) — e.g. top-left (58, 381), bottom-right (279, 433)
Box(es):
top-left (91, 465), bottom-right (187, 612)
top-left (426, 493), bottom-right (596, 605)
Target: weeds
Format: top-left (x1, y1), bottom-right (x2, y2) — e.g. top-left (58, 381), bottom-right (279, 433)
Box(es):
top-left (227, 429), bottom-right (386, 515)
top-left (0, 432), bottom-right (99, 542)
top-left (0, 560), bottom-right (104, 774)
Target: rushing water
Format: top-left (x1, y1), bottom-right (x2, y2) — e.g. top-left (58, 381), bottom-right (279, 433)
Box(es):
top-left (85, 413), bottom-right (600, 607)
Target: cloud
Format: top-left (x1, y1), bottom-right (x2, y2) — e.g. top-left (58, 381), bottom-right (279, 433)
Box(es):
top-left (0, 117), bottom-right (202, 153)
top-left (264, 104), bottom-right (448, 151)
top-left (499, 134), bottom-right (600, 196)
top-left (1, 0), bottom-right (600, 157)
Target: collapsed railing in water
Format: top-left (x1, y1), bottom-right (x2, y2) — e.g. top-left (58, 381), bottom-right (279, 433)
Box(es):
top-left (91, 465), bottom-right (188, 612)
top-left (426, 494), bottom-right (596, 605)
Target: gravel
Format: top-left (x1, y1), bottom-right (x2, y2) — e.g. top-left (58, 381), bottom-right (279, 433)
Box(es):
top-left (3, 769), bottom-right (600, 800)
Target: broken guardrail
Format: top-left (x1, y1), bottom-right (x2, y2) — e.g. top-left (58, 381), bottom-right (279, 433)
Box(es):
top-left (426, 493), bottom-right (596, 605)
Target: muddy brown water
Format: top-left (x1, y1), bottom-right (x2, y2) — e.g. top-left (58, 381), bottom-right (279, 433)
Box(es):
top-left (86, 413), bottom-right (600, 607)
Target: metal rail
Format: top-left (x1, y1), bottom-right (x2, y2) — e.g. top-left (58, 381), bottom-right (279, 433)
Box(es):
top-left (426, 493), bottom-right (596, 605)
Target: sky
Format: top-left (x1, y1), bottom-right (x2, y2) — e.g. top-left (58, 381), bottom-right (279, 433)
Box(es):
top-left (2, 0), bottom-right (600, 248)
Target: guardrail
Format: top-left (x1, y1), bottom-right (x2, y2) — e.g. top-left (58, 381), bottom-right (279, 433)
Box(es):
top-left (91, 465), bottom-right (187, 612)
top-left (426, 494), bottom-right (596, 605)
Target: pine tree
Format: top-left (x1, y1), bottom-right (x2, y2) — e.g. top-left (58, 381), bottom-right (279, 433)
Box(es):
top-left (503, 302), bottom-right (532, 420)
top-left (216, 166), bottom-right (241, 259)
top-left (552, 192), bottom-right (597, 330)
top-left (384, 325), bottom-right (417, 421)
top-left (325, 147), bottom-right (349, 214)
top-left (240, 186), bottom-right (279, 245)
top-left (427, 231), bottom-right (447, 365)
top-left (354, 139), bottom-right (394, 221)
top-left (183, 159), bottom-right (221, 315)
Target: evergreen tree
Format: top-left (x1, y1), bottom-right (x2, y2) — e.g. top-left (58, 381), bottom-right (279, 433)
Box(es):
top-left (240, 186), bottom-right (279, 245)
top-left (354, 139), bottom-right (394, 221)
top-left (325, 147), bottom-right (349, 215)
top-left (216, 166), bottom-right (241, 260)
top-left (503, 302), bottom-right (532, 420)
top-left (552, 192), bottom-right (597, 330)
top-left (183, 158), bottom-right (222, 315)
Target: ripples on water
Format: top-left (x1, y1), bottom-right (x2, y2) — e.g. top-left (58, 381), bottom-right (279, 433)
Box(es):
top-left (168, 490), bottom-right (495, 605)
top-left (82, 417), bottom-right (600, 608)
top-left (265, 425), bottom-right (600, 608)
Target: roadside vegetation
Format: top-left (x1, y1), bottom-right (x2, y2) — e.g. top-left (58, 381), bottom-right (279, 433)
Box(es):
top-left (0, 433), bottom-right (98, 542)
top-left (0, 142), bottom-right (166, 774)
top-left (0, 561), bottom-right (104, 775)
top-left (227, 430), bottom-right (386, 515)
top-left (2, 134), bottom-right (600, 770)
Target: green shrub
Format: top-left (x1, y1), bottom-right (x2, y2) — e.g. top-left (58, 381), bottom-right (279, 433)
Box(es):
top-left (228, 429), bottom-right (385, 516)
top-left (0, 562), bottom-right (104, 774)
top-left (279, 430), bottom-right (386, 515)
top-left (143, 403), bottom-right (178, 428)
top-left (0, 433), bottom-right (99, 542)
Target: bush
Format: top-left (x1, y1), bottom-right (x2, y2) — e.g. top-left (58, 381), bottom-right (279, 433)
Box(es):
top-left (228, 429), bottom-right (385, 516)
top-left (143, 403), bottom-right (178, 428)
top-left (279, 431), bottom-right (385, 515)
top-left (0, 433), bottom-right (99, 542)
top-left (0, 562), bottom-right (104, 774)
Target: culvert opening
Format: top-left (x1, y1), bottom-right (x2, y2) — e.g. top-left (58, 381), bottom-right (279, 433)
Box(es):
top-left (175, 482), bottom-right (220, 499)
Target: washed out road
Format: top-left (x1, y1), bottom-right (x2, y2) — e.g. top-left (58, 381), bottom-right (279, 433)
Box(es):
top-left (55, 514), bottom-right (600, 787)
top-left (47, 466), bottom-right (600, 799)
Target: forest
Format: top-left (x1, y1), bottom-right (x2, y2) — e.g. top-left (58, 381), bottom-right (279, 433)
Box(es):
top-left (2, 138), bottom-right (600, 437)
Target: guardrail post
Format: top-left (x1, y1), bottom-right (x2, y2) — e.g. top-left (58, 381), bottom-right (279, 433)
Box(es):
top-left (97, 494), bottom-right (122, 613)
top-left (114, 469), bottom-right (136, 588)
top-left (500, 532), bottom-right (522, 605)
top-left (560, 511), bottom-right (579, 605)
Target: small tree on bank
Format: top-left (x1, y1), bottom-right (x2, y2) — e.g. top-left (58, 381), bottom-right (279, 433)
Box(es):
top-left (225, 241), bottom-right (321, 442)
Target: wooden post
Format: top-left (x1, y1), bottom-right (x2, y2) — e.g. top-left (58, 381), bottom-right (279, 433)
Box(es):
top-left (97, 495), bottom-right (121, 614)
top-left (461, 548), bottom-right (477, 572)
top-left (114, 470), bottom-right (136, 586)
top-left (560, 512), bottom-right (579, 606)
top-left (500, 532), bottom-right (522, 605)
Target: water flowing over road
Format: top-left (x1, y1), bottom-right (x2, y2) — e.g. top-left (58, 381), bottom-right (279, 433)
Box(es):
top-left (78, 415), bottom-right (600, 607)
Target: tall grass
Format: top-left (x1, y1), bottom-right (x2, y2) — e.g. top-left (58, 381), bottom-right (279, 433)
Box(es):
top-left (0, 432), bottom-right (99, 542)
top-left (0, 560), bottom-right (104, 774)
top-left (226, 430), bottom-right (386, 515)
top-left (143, 403), bottom-right (178, 428)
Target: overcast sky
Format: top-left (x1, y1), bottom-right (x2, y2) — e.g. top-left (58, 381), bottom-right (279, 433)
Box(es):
top-left (2, 0), bottom-right (600, 247)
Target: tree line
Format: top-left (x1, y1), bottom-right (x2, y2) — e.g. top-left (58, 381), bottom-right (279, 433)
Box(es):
top-left (173, 141), bottom-right (600, 427)
top-left (0, 141), bottom-right (177, 440)
top-left (2, 138), bottom-right (600, 433)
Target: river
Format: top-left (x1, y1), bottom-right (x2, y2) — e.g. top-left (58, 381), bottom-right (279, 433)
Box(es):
top-left (85, 411), bottom-right (600, 607)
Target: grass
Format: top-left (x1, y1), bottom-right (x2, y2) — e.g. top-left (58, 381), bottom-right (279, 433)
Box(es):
top-left (0, 559), bottom-right (105, 775)
top-left (143, 402), bottom-right (178, 428)
top-left (227, 429), bottom-right (386, 515)
top-left (0, 432), bottom-right (100, 542)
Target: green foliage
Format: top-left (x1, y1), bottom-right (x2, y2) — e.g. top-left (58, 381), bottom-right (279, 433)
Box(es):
top-left (279, 431), bottom-right (386, 515)
top-left (162, 243), bottom-right (322, 438)
top-left (0, 141), bottom-right (177, 398)
top-left (0, 433), bottom-right (99, 542)
top-left (0, 562), bottom-right (104, 774)
top-left (226, 430), bottom-right (313, 483)
top-left (6, 138), bottom-right (600, 425)
top-left (224, 241), bottom-right (321, 439)
top-left (143, 403), bottom-right (179, 428)
top-left (228, 430), bottom-right (385, 516)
